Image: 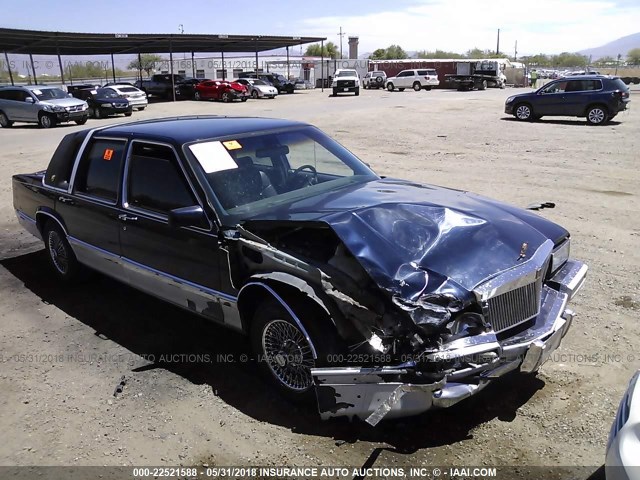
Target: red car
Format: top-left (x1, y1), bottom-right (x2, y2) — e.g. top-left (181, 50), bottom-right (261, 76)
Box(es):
top-left (194, 80), bottom-right (249, 102)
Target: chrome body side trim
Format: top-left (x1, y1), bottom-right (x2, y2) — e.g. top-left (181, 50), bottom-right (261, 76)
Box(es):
top-left (239, 281), bottom-right (319, 359)
top-left (15, 209), bottom-right (41, 240)
top-left (34, 210), bottom-right (68, 236)
top-left (66, 236), bottom-right (241, 330)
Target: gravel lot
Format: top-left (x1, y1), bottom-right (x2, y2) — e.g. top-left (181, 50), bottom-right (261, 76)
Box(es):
top-left (0, 86), bottom-right (638, 475)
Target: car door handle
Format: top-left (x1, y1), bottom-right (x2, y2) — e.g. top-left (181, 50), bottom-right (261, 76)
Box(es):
top-left (58, 196), bottom-right (74, 204)
top-left (118, 214), bottom-right (138, 222)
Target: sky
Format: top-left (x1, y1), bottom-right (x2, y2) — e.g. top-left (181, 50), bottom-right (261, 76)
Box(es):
top-left (1, 0), bottom-right (639, 57)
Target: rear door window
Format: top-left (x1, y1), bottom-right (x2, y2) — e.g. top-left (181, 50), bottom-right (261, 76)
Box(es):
top-left (126, 142), bottom-right (197, 216)
top-left (74, 138), bottom-right (126, 202)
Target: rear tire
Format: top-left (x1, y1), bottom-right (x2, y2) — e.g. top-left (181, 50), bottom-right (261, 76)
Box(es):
top-left (38, 113), bottom-right (55, 129)
top-left (398, 88), bottom-right (405, 92)
top-left (138, 106), bottom-right (146, 111)
top-left (0, 111), bottom-right (13, 128)
top-left (124, 112), bottom-right (132, 117)
top-left (194, 91), bottom-right (201, 101)
top-left (332, 88), bottom-right (338, 96)
top-left (43, 222), bottom-right (81, 282)
top-left (425, 86), bottom-right (432, 91)
top-left (586, 105), bottom-right (608, 125)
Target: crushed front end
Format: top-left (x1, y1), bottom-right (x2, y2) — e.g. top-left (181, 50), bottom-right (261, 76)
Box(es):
top-left (312, 239), bottom-right (587, 425)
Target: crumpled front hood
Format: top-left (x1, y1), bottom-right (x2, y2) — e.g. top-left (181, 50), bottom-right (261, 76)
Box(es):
top-left (248, 178), bottom-right (567, 297)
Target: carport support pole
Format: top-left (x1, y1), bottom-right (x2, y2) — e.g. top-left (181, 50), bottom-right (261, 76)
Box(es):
top-left (255, 40), bottom-right (258, 72)
top-left (286, 46), bottom-right (290, 79)
top-left (321, 40), bottom-right (324, 92)
top-left (138, 52), bottom-right (142, 83)
top-left (191, 51), bottom-right (195, 79)
top-left (29, 54), bottom-right (37, 85)
top-left (221, 51), bottom-right (225, 80)
top-left (110, 53), bottom-right (116, 83)
top-left (56, 52), bottom-right (65, 84)
top-left (4, 52), bottom-right (14, 85)
top-left (169, 38), bottom-right (176, 102)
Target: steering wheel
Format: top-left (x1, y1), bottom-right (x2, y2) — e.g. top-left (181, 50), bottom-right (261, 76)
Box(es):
top-left (288, 164), bottom-right (318, 188)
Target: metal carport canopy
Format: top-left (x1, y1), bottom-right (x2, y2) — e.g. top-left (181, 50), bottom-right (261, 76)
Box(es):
top-left (0, 28), bottom-right (325, 55)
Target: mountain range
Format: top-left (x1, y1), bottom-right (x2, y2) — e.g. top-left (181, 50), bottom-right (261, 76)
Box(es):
top-left (578, 32), bottom-right (639, 60)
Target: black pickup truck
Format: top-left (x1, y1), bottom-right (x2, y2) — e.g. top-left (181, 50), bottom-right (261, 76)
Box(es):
top-left (13, 117), bottom-right (586, 425)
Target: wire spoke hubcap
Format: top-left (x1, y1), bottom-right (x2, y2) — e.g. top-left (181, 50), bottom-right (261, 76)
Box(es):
top-left (48, 231), bottom-right (68, 274)
top-left (262, 319), bottom-right (314, 391)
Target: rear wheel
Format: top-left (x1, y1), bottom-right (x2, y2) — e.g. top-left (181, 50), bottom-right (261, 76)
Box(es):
top-left (138, 106), bottom-right (146, 111)
top-left (194, 91), bottom-right (201, 101)
top-left (332, 88), bottom-right (338, 96)
top-left (124, 112), bottom-right (133, 117)
top-left (43, 222), bottom-right (81, 282)
top-left (38, 112), bottom-right (55, 129)
top-left (478, 80), bottom-right (488, 90)
top-left (586, 105), bottom-right (608, 125)
top-left (0, 111), bottom-right (13, 128)
top-left (425, 86), bottom-right (432, 91)
top-left (413, 82), bottom-right (421, 91)
top-left (95, 108), bottom-right (103, 119)
top-left (514, 103), bottom-right (533, 121)
top-left (398, 88), bottom-right (405, 92)
top-left (387, 83), bottom-right (394, 92)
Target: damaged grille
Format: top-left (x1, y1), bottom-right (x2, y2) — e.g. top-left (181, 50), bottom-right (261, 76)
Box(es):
top-left (487, 281), bottom-right (541, 333)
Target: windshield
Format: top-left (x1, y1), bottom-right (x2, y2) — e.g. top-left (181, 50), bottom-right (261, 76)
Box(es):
top-left (372, 71), bottom-right (385, 76)
top-left (252, 79), bottom-right (267, 86)
top-left (95, 89), bottom-right (119, 99)
top-left (336, 70), bottom-right (357, 77)
top-left (276, 75), bottom-right (286, 81)
top-left (32, 88), bottom-right (67, 100)
top-left (119, 87), bottom-right (140, 93)
top-left (186, 126), bottom-right (378, 222)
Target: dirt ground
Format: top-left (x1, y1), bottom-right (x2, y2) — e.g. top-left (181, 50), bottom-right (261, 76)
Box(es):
top-left (0, 85), bottom-right (638, 476)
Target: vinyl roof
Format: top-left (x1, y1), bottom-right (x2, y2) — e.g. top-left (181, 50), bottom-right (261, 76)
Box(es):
top-left (0, 28), bottom-right (325, 55)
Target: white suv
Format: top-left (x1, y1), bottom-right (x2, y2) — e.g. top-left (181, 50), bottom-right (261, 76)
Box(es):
top-left (331, 69), bottom-right (360, 96)
top-left (385, 69), bottom-right (440, 92)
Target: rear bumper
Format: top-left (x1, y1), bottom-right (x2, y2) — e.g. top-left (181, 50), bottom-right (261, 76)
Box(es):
top-left (312, 259), bottom-right (587, 425)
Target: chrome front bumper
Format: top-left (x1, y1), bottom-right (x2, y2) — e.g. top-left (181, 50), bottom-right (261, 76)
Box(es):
top-left (312, 258), bottom-right (587, 425)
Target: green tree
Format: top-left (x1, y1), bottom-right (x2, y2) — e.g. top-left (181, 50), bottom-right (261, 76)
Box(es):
top-left (553, 52), bottom-right (588, 67)
top-left (304, 42), bottom-right (339, 59)
top-left (627, 48), bottom-right (640, 65)
top-left (128, 54), bottom-right (163, 76)
top-left (415, 49), bottom-right (465, 59)
top-left (369, 45), bottom-right (408, 60)
top-left (593, 56), bottom-right (616, 66)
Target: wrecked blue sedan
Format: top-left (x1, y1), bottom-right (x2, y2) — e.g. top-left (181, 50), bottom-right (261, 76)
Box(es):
top-left (12, 116), bottom-right (587, 425)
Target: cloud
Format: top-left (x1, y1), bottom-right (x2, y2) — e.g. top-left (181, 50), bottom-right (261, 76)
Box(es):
top-left (301, 0), bottom-right (640, 55)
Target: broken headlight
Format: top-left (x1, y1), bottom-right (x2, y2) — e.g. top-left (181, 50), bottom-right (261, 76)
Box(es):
top-left (393, 292), bottom-right (463, 331)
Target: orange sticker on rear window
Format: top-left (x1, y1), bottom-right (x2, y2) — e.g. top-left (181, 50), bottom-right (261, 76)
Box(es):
top-left (222, 140), bottom-right (242, 150)
top-left (103, 149), bottom-right (114, 161)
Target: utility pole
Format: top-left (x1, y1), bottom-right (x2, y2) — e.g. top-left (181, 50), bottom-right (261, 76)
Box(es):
top-left (496, 28), bottom-right (500, 55)
top-left (615, 53), bottom-right (621, 75)
top-left (514, 40), bottom-right (518, 62)
top-left (338, 26), bottom-right (345, 59)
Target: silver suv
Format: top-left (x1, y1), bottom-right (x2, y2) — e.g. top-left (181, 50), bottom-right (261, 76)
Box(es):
top-left (363, 71), bottom-right (387, 89)
top-left (0, 85), bottom-right (89, 128)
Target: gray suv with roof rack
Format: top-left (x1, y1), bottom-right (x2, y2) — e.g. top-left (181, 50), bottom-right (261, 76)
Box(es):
top-left (0, 85), bottom-right (88, 128)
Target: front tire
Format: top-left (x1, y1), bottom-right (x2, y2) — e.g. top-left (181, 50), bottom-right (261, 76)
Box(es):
top-left (332, 88), bottom-right (338, 96)
top-left (413, 82), bottom-right (421, 91)
top-left (586, 105), bottom-right (608, 125)
top-left (354, 87), bottom-right (359, 96)
top-left (221, 92), bottom-right (232, 103)
top-left (514, 103), bottom-right (533, 121)
top-left (38, 113), bottom-right (55, 129)
top-left (250, 299), bottom-right (339, 402)
top-left (75, 116), bottom-right (88, 125)
top-left (387, 83), bottom-right (394, 92)
top-left (43, 222), bottom-right (81, 282)
top-left (194, 91), bottom-right (201, 101)
top-left (251, 90), bottom-right (259, 99)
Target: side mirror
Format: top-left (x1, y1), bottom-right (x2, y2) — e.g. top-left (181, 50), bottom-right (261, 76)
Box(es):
top-left (168, 205), bottom-right (210, 229)
top-left (25, 97), bottom-right (34, 104)
top-left (68, 93), bottom-right (73, 97)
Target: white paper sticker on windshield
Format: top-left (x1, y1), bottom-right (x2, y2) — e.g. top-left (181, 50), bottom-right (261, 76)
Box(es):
top-left (32, 89), bottom-right (42, 95)
top-left (189, 141), bottom-right (238, 174)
